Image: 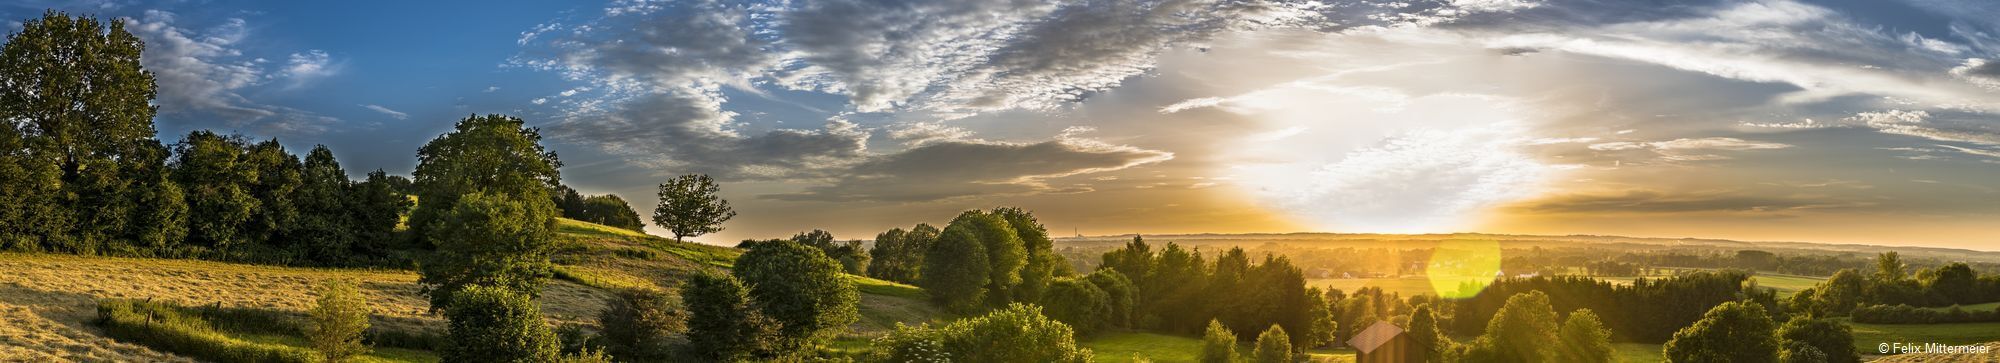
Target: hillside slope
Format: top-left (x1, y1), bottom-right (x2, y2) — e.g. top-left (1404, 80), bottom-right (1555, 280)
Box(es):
top-left (0, 218), bottom-right (942, 361)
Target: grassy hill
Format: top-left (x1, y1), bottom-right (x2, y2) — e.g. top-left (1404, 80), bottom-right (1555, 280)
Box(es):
top-left (0, 217), bottom-right (942, 361)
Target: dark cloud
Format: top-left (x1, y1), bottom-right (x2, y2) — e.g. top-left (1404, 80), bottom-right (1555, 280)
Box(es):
top-left (1512, 189), bottom-right (1854, 214)
top-left (764, 138), bottom-right (1172, 202)
top-left (546, 93), bottom-right (868, 180)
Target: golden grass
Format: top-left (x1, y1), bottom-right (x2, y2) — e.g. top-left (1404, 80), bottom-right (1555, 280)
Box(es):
top-left (0, 252), bottom-right (612, 361)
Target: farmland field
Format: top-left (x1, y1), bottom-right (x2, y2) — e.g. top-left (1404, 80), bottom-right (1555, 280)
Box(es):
top-left (1614, 343), bottom-right (1664, 363)
top-left (1846, 319), bottom-right (2000, 359)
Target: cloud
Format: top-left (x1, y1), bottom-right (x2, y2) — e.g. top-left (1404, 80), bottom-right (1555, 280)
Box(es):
top-left (359, 104), bottom-right (408, 120)
top-left (1848, 109), bottom-right (2000, 146)
top-left (1588, 137), bottom-right (1792, 151)
top-left (1950, 58), bottom-right (2000, 90)
top-left (886, 122), bottom-right (976, 147)
top-left (546, 92), bottom-right (871, 180)
top-left (1512, 189), bottom-right (1856, 214)
top-left (764, 134), bottom-right (1173, 202)
top-left (280, 50), bottom-right (336, 88)
top-left (119, 11), bottom-right (339, 134)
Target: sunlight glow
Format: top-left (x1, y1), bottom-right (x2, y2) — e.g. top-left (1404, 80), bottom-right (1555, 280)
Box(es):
top-left (1427, 239), bottom-right (1503, 299)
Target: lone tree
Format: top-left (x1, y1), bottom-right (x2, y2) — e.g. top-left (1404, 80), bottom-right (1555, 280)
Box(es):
top-left (1199, 319), bottom-right (1239, 363)
top-left (653, 174), bottom-right (735, 242)
top-left (1253, 324), bottom-right (1293, 363)
top-left (1665, 301), bottom-right (1779, 363)
top-left (411, 114), bottom-right (561, 310)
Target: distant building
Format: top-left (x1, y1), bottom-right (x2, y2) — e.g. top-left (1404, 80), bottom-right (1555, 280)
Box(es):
top-left (1349, 321), bottom-right (1424, 363)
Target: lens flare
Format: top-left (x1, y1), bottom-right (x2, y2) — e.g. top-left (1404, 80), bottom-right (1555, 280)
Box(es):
top-left (1427, 239), bottom-right (1502, 299)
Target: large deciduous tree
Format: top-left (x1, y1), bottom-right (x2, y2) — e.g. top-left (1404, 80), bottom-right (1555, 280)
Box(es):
top-left (292, 146), bottom-right (354, 263)
top-left (173, 131), bottom-right (259, 252)
top-left (1477, 291), bottom-right (1561, 363)
top-left (922, 225), bottom-right (991, 313)
top-left (418, 191), bottom-right (557, 310)
top-left (410, 114), bottom-right (561, 247)
top-left (1776, 318), bottom-right (1857, 363)
top-left (0, 11), bottom-right (161, 253)
top-left (652, 174), bottom-right (734, 242)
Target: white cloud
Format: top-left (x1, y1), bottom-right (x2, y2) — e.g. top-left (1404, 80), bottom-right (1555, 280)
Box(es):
top-left (281, 50), bottom-right (336, 89)
top-left (1588, 137), bottom-right (1793, 151)
top-left (359, 104), bottom-right (408, 120)
top-left (120, 10), bottom-right (339, 134)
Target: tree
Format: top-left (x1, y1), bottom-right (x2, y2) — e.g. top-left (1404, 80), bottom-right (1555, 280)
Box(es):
top-left (1921, 263), bottom-right (1978, 305)
top-left (652, 174), bottom-right (734, 242)
top-left (172, 131), bottom-right (259, 252)
top-left (868, 224), bottom-right (938, 284)
top-left (307, 280), bottom-right (371, 362)
top-left (348, 170), bottom-right (413, 258)
top-left (0, 11), bottom-right (159, 253)
top-left (732, 239), bottom-right (859, 349)
top-left (242, 139), bottom-right (303, 251)
top-left (1873, 252), bottom-right (1905, 283)
top-left (871, 303), bottom-right (1092, 363)
top-left (922, 225), bottom-right (991, 313)
top-left (292, 146), bottom-right (355, 264)
top-left (1040, 277), bottom-right (1111, 335)
top-left (1477, 291), bottom-right (1560, 363)
top-left (440, 285), bottom-right (561, 362)
top-left (995, 207), bottom-right (1062, 304)
top-left (1151, 242), bottom-right (1211, 333)
top-left (684, 272), bottom-right (775, 362)
top-left (1252, 324), bottom-right (1292, 363)
top-left (1200, 320), bottom-right (1239, 363)
top-left (576, 194), bottom-right (643, 232)
top-left (1085, 269), bottom-right (1137, 329)
top-left (0, 115), bottom-right (66, 252)
top-left (947, 210), bottom-right (1027, 308)
top-left (1816, 270), bottom-right (1867, 315)
top-left (1556, 309), bottom-right (1613, 363)
top-left (1303, 288), bottom-right (1338, 349)
top-left (1406, 303), bottom-right (1443, 360)
top-left (1776, 318), bottom-right (1856, 363)
top-left (418, 192), bottom-right (557, 310)
top-left (1665, 301), bottom-right (1779, 363)
top-left (410, 114), bottom-right (561, 247)
top-left (599, 289), bottom-right (684, 360)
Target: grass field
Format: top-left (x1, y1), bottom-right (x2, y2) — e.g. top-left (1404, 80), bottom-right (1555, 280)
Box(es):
top-left (1614, 343), bottom-right (1664, 362)
top-left (1084, 332), bottom-right (1203, 362)
top-left (1845, 319), bottom-right (2000, 358)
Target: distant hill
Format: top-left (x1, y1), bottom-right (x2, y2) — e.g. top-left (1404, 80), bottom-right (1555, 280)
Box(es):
top-left (1056, 232), bottom-right (2000, 264)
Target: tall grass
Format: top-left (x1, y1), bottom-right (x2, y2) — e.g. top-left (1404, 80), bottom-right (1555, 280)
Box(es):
top-left (95, 299), bottom-right (317, 363)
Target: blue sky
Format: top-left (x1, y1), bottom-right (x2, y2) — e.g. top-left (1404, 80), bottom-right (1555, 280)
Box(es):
top-left (8, 0), bottom-right (2000, 249)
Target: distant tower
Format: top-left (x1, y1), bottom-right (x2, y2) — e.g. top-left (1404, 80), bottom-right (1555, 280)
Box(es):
top-left (1074, 227), bottom-right (1083, 238)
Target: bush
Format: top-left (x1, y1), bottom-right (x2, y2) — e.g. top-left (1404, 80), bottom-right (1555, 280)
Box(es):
top-left (871, 303), bottom-right (1092, 363)
top-left (94, 299), bottom-right (315, 363)
top-left (1252, 324), bottom-right (1292, 363)
top-left (1200, 320), bottom-right (1238, 363)
top-left (733, 238), bottom-right (859, 349)
top-left (1776, 318), bottom-right (1856, 363)
top-left (686, 272), bottom-right (777, 361)
top-left (306, 280), bottom-right (372, 362)
top-left (440, 285), bottom-right (561, 362)
top-left (600, 288), bottom-right (686, 359)
top-left (1040, 277), bottom-right (1111, 335)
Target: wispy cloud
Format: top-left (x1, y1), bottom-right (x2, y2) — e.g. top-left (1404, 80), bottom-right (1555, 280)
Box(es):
top-left (359, 104), bottom-right (408, 120)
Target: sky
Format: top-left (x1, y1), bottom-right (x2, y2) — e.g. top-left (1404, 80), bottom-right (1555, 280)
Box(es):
top-left (8, 0), bottom-right (2000, 250)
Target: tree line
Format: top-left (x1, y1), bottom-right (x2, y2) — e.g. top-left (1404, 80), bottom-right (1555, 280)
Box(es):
top-left (1786, 252), bottom-right (2000, 319)
top-left (0, 11), bottom-right (410, 267)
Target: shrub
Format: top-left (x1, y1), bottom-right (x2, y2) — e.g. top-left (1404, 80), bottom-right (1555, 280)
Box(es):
top-left (307, 280), bottom-right (372, 362)
top-left (600, 288), bottom-right (686, 359)
top-left (1252, 324), bottom-right (1292, 363)
top-left (1665, 301), bottom-right (1779, 363)
top-left (733, 238), bottom-right (859, 348)
top-left (94, 299), bottom-right (314, 363)
top-left (1200, 320), bottom-right (1238, 363)
top-left (870, 303), bottom-right (1091, 363)
top-left (686, 272), bottom-right (777, 361)
top-left (440, 285), bottom-right (561, 362)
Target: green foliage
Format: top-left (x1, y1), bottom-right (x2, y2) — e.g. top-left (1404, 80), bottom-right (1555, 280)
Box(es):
top-left (1199, 320), bottom-right (1238, 363)
top-left (242, 139), bottom-right (303, 252)
top-left (1085, 269), bottom-right (1137, 329)
top-left (1302, 288), bottom-right (1337, 349)
top-left (173, 130), bottom-right (260, 252)
top-left (686, 272), bottom-right (777, 362)
top-left (1041, 276), bottom-right (1112, 335)
top-left (1251, 325), bottom-right (1291, 363)
top-left (349, 169), bottom-right (414, 258)
top-left (419, 191), bottom-right (558, 310)
top-left (94, 299), bottom-right (315, 363)
top-left (440, 285), bottom-right (562, 362)
top-left (411, 114), bottom-right (562, 246)
top-left (948, 210), bottom-right (1027, 308)
top-left (1816, 270), bottom-right (1867, 315)
top-left (599, 288), bottom-right (686, 360)
top-left (1477, 291), bottom-right (1561, 363)
top-left (1406, 303), bottom-right (1443, 359)
top-left (1775, 318), bottom-right (1856, 363)
top-left (734, 238), bottom-right (860, 349)
top-left (995, 207), bottom-right (1060, 304)
top-left (867, 223), bottom-right (939, 284)
top-left (1779, 341), bottom-right (1827, 363)
top-left (1148, 242), bottom-right (1210, 333)
top-left (652, 174), bottom-right (735, 242)
top-left (0, 10), bottom-right (160, 254)
top-left (870, 303), bottom-right (1092, 363)
top-left (794, 229), bottom-right (870, 275)
top-left (922, 225), bottom-right (991, 313)
top-left (306, 279), bottom-right (372, 362)
top-left (292, 145), bottom-right (358, 264)
top-left (1556, 309), bottom-right (1614, 363)
top-left (577, 194), bottom-right (644, 232)
top-left (1665, 301), bottom-right (1779, 363)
